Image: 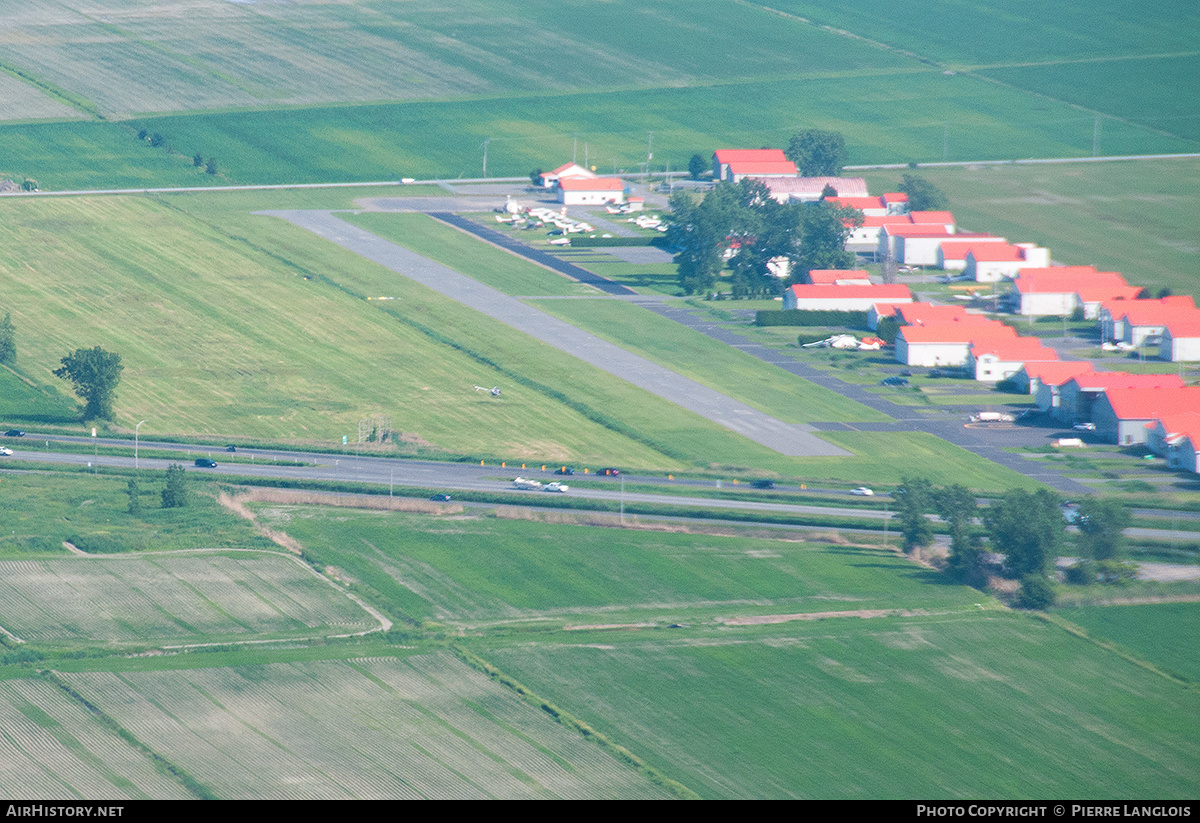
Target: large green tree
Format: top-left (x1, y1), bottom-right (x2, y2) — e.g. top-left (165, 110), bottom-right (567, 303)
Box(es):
top-left (53, 347), bottom-right (123, 420)
top-left (0, 312), bottom-right (14, 366)
top-left (899, 174), bottom-right (948, 212)
top-left (894, 476), bottom-right (935, 553)
top-left (790, 201), bottom-right (861, 280)
top-left (161, 464), bottom-right (188, 509)
top-left (1076, 498), bottom-right (1131, 561)
top-left (785, 129), bottom-right (848, 176)
top-left (984, 488), bottom-right (1063, 577)
top-left (935, 484), bottom-right (983, 584)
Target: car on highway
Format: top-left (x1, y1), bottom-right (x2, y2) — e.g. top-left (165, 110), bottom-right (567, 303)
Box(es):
top-left (4, 429), bottom-right (24, 437)
top-left (879, 376), bottom-right (909, 386)
top-left (429, 494), bottom-right (452, 502)
top-left (851, 487), bottom-right (875, 496)
top-left (554, 467), bottom-right (575, 475)
top-left (543, 482), bottom-right (569, 493)
top-left (194, 458), bottom-right (218, 468)
top-left (600, 467), bottom-right (620, 476)
top-left (225, 444), bottom-right (237, 452)
top-left (0, 447), bottom-right (12, 456)
top-left (751, 479), bottom-right (776, 489)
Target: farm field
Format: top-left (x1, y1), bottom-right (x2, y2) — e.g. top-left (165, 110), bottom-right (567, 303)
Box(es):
top-left (0, 677), bottom-right (193, 800)
top-left (858, 159), bottom-right (1200, 298)
top-left (483, 612), bottom-right (1200, 799)
top-left (1056, 601), bottom-right (1200, 683)
top-left (254, 505), bottom-right (992, 628)
top-left (49, 653), bottom-right (672, 799)
top-left (0, 551), bottom-right (377, 647)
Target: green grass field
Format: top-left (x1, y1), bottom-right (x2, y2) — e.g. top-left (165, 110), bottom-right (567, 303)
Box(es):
top-left (1056, 601), bottom-right (1200, 682)
top-left (483, 611), bottom-right (1200, 798)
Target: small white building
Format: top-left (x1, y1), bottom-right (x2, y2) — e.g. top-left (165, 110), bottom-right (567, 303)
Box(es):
top-left (1158, 317), bottom-right (1200, 361)
top-left (557, 177), bottom-right (626, 205)
top-left (783, 283), bottom-right (911, 311)
top-left (541, 162), bottom-right (596, 188)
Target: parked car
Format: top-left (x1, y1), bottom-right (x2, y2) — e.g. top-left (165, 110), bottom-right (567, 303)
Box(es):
top-left (554, 467), bottom-right (575, 476)
top-left (879, 376), bottom-right (909, 386)
top-left (0, 447), bottom-right (13, 456)
top-left (851, 487), bottom-right (875, 496)
top-left (194, 458), bottom-right (218, 468)
top-left (429, 494), bottom-right (452, 502)
top-left (600, 468), bottom-right (620, 476)
top-left (1073, 422), bottom-right (1096, 432)
top-left (4, 429), bottom-right (24, 437)
top-left (751, 479), bottom-right (776, 489)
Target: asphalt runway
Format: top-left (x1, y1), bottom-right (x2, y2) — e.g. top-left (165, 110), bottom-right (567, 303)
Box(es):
top-left (259, 209), bottom-right (849, 458)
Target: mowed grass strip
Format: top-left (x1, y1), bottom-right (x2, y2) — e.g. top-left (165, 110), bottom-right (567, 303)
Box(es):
top-left (62, 655), bottom-right (675, 799)
top-left (483, 612), bottom-right (1200, 798)
top-left (345, 212), bottom-right (598, 297)
top-left (257, 506), bottom-right (988, 625)
top-left (527, 297), bottom-right (888, 424)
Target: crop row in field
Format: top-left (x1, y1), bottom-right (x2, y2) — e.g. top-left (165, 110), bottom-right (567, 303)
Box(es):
top-left (1055, 601), bottom-right (1200, 682)
top-left (483, 611), bottom-right (1200, 798)
top-left (0, 551), bottom-right (374, 646)
top-left (62, 653), bottom-right (672, 799)
top-left (0, 677), bottom-right (192, 799)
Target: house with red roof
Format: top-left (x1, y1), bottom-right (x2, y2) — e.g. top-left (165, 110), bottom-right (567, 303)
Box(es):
top-left (846, 215), bottom-right (916, 257)
top-left (878, 224), bottom-right (954, 266)
top-left (1158, 315), bottom-right (1200, 361)
top-left (936, 237), bottom-right (1008, 271)
top-left (1093, 387), bottom-right (1200, 446)
top-left (711, 149), bottom-right (797, 182)
top-left (1055, 373), bottom-right (1186, 425)
top-left (806, 269), bottom-right (872, 285)
top-left (963, 244), bottom-right (1050, 282)
top-left (1145, 412), bottom-right (1200, 459)
top-left (894, 321), bottom-right (1016, 368)
top-left (967, 337), bottom-right (1058, 383)
top-left (557, 177), bottom-right (625, 205)
top-left (1100, 296), bottom-right (1197, 345)
top-left (1008, 267), bottom-right (1133, 317)
top-left (1011, 361), bottom-right (1093, 411)
top-left (908, 211), bottom-right (956, 232)
top-left (783, 283), bottom-right (912, 311)
top-left (540, 162), bottom-right (597, 188)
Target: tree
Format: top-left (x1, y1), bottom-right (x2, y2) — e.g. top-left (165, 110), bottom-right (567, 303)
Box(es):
top-left (529, 168), bottom-right (544, 187)
top-left (935, 484), bottom-right (984, 584)
top-left (1076, 498), bottom-right (1130, 561)
top-left (1014, 574), bottom-right (1055, 610)
top-left (205, 158), bottom-right (218, 175)
top-left (149, 133), bottom-right (164, 148)
top-left (126, 477), bottom-right (142, 515)
top-left (984, 488), bottom-right (1063, 577)
top-left (899, 174), bottom-right (948, 212)
top-left (688, 154), bottom-right (707, 180)
top-left (161, 464), bottom-right (188, 509)
top-left (785, 129), bottom-right (848, 176)
top-left (790, 201), bottom-right (860, 279)
top-left (193, 152), bottom-right (204, 168)
top-left (894, 476), bottom-right (935, 553)
top-left (0, 312), bottom-right (14, 366)
top-left (53, 347), bottom-right (123, 420)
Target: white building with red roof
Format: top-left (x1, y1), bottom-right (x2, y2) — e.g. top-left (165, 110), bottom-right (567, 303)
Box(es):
top-left (1093, 387), bottom-right (1200, 446)
top-left (1055, 372), bottom-right (1186, 424)
top-left (806, 268), bottom-right (872, 285)
top-left (894, 321), bottom-right (1016, 368)
top-left (967, 337), bottom-right (1058, 382)
top-left (1145, 412), bottom-right (1200, 459)
top-left (757, 177), bottom-right (869, 204)
top-left (782, 283), bottom-right (911, 311)
top-left (1100, 296), bottom-right (1197, 345)
top-left (1158, 315), bottom-right (1200, 361)
top-left (540, 162), bottom-right (597, 188)
top-left (1008, 267), bottom-right (1135, 317)
top-left (935, 237), bottom-right (1008, 271)
top-left (1012, 361), bottom-right (1093, 411)
top-left (711, 149), bottom-right (797, 182)
top-left (962, 244), bottom-right (1050, 282)
top-left (557, 177), bottom-right (625, 205)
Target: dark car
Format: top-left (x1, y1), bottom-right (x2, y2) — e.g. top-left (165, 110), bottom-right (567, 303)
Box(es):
top-left (879, 376), bottom-right (909, 386)
top-left (600, 467), bottom-right (621, 476)
top-left (194, 458), bottom-right (218, 468)
top-left (751, 479), bottom-right (776, 489)
top-left (429, 494), bottom-right (452, 502)
top-left (4, 429), bottom-right (24, 437)
top-left (554, 467), bottom-right (575, 476)
top-left (225, 444), bottom-right (237, 452)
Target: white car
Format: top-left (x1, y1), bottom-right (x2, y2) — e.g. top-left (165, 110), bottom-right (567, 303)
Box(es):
top-left (0, 447), bottom-right (12, 456)
top-left (543, 482), bottom-right (569, 493)
top-left (851, 487), bottom-right (874, 496)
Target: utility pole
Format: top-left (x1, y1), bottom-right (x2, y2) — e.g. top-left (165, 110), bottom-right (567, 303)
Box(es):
top-left (573, 134), bottom-right (578, 164)
top-left (647, 132), bottom-right (653, 177)
top-left (943, 124), bottom-right (948, 162)
top-left (1093, 116), bottom-right (1101, 157)
top-left (482, 138), bottom-right (491, 178)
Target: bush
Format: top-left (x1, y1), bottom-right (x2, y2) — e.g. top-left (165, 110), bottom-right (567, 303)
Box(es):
top-left (1096, 559), bottom-right (1137, 585)
top-left (756, 309), bottom-right (868, 327)
top-left (162, 464), bottom-right (188, 508)
top-left (1014, 574), bottom-right (1056, 609)
top-left (1064, 560), bottom-right (1095, 585)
